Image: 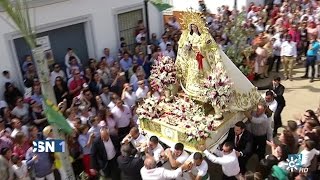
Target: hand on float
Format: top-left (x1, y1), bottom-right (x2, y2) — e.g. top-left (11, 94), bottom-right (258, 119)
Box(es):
top-left (198, 144), bottom-right (206, 152)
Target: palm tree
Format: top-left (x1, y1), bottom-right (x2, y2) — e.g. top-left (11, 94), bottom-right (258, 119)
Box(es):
top-left (0, 1), bottom-right (75, 179)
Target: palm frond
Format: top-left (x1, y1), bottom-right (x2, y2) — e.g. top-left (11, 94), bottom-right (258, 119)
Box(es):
top-left (150, 0), bottom-right (172, 12)
top-left (0, 0), bottom-right (36, 48)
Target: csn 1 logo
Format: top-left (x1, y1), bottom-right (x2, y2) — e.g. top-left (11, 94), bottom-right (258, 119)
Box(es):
top-left (286, 154), bottom-right (308, 173)
top-left (33, 140), bottom-right (65, 153)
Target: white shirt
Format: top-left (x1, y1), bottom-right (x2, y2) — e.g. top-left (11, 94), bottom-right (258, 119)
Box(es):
top-left (273, 39), bottom-right (282, 56)
top-left (204, 149), bottom-right (240, 177)
top-left (280, 41), bottom-right (297, 57)
top-left (170, 147), bottom-right (189, 164)
top-left (64, 53), bottom-right (81, 68)
top-left (131, 133), bottom-right (147, 148)
top-left (301, 148), bottom-right (320, 167)
top-left (103, 138), bottom-right (116, 160)
top-left (163, 50), bottom-right (176, 59)
top-left (140, 166), bottom-right (183, 180)
top-left (266, 99), bottom-right (278, 113)
top-left (148, 143), bottom-right (164, 163)
top-left (108, 101), bottom-right (116, 109)
top-left (12, 160), bottom-right (30, 180)
top-left (50, 70), bottom-right (66, 86)
top-left (11, 126), bottom-right (29, 138)
top-left (123, 91), bottom-right (137, 108)
top-left (136, 33), bottom-right (146, 43)
top-left (234, 133), bottom-right (243, 148)
top-left (159, 42), bottom-right (168, 52)
top-left (111, 105), bottom-right (132, 128)
top-left (187, 153), bottom-right (208, 178)
top-left (136, 86), bottom-right (149, 99)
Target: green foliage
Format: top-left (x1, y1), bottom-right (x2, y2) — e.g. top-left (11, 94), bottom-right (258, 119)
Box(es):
top-left (224, 12), bottom-right (254, 75)
top-left (150, 0), bottom-right (173, 11)
top-left (0, 0), bottom-right (36, 48)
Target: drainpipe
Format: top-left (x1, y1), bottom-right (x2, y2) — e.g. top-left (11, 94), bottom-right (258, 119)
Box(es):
top-left (144, 0), bottom-right (150, 43)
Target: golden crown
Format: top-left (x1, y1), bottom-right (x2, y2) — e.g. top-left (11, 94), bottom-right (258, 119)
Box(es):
top-left (179, 8), bottom-right (208, 33)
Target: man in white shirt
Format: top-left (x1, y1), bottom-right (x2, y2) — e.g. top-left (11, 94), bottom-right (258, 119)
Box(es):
top-left (10, 118), bottom-right (28, 138)
top-left (186, 152), bottom-right (209, 180)
top-left (121, 83), bottom-right (137, 108)
top-left (136, 30), bottom-right (146, 44)
top-left (64, 48), bottom-right (81, 68)
top-left (280, 34), bottom-right (297, 81)
top-left (159, 35), bottom-right (170, 52)
top-left (122, 127), bottom-right (147, 149)
top-left (200, 142), bottom-right (240, 179)
top-left (140, 157), bottom-right (190, 180)
top-left (163, 44), bottom-right (176, 60)
top-left (264, 90), bottom-right (278, 121)
top-left (90, 127), bottom-right (120, 179)
top-left (50, 63), bottom-right (66, 86)
top-left (164, 143), bottom-right (189, 169)
top-left (136, 80), bottom-right (149, 99)
top-left (145, 136), bottom-right (164, 165)
top-left (111, 100), bottom-right (132, 139)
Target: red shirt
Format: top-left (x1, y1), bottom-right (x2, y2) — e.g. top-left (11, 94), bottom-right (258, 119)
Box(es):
top-left (69, 78), bottom-right (85, 97)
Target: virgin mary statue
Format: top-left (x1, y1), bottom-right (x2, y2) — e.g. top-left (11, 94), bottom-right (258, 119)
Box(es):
top-left (175, 10), bottom-right (261, 111)
top-left (175, 12), bottom-right (222, 103)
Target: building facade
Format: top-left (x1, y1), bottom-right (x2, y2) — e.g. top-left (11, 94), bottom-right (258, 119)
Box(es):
top-left (0, 0), bottom-right (163, 99)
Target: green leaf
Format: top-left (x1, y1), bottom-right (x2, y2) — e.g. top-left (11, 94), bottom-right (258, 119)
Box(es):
top-left (0, 0), bottom-right (36, 48)
top-left (150, 0), bottom-right (172, 11)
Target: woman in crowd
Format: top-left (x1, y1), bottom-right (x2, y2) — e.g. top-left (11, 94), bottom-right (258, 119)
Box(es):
top-left (11, 97), bottom-right (29, 125)
top-left (4, 82), bottom-right (23, 108)
top-left (54, 76), bottom-right (70, 104)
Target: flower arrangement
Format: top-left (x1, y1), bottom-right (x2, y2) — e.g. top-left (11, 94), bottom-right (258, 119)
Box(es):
top-left (136, 97), bottom-right (160, 119)
top-left (204, 68), bottom-right (233, 109)
top-left (149, 56), bottom-right (177, 92)
top-left (137, 96), bottom-right (223, 141)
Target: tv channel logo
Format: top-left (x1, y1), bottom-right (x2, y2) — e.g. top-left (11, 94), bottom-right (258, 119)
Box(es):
top-left (33, 140), bottom-right (65, 153)
top-left (286, 154), bottom-right (308, 173)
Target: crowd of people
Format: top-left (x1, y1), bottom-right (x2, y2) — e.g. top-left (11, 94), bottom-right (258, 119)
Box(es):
top-left (1, 0), bottom-right (320, 180)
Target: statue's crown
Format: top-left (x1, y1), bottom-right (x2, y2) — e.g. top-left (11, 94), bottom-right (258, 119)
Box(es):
top-left (179, 8), bottom-right (208, 32)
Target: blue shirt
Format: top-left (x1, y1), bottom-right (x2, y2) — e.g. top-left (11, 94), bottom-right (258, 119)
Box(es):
top-left (120, 58), bottom-right (133, 71)
top-left (307, 41), bottom-right (320, 57)
top-left (78, 134), bottom-right (91, 155)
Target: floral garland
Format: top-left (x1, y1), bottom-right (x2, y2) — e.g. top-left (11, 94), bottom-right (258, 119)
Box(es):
top-left (149, 56), bottom-right (177, 92)
top-left (204, 67), bottom-right (233, 110)
top-left (137, 96), bottom-right (222, 141)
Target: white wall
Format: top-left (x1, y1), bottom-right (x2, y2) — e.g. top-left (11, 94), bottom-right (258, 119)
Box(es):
top-left (0, 0), bottom-right (163, 99)
top-left (171, 0), bottom-right (265, 14)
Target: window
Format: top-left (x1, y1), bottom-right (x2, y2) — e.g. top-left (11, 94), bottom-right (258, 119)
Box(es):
top-left (117, 9), bottom-right (143, 53)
